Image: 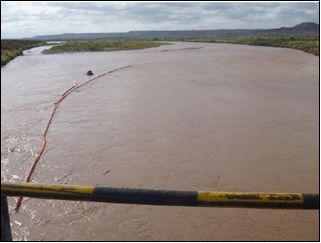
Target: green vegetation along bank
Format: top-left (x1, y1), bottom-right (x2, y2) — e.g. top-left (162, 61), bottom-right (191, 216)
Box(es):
top-left (48, 37), bottom-right (317, 56)
top-left (1, 40), bottom-right (47, 66)
top-left (2, 37), bottom-right (317, 67)
top-left (42, 39), bottom-right (170, 54)
top-left (156, 36), bottom-right (319, 56)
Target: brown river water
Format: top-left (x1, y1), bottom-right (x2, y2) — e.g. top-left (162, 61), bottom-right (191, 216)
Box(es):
top-left (1, 42), bottom-right (319, 241)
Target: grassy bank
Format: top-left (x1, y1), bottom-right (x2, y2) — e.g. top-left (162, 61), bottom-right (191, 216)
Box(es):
top-left (157, 36), bottom-right (319, 56)
top-left (2, 37), bottom-right (317, 67)
top-left (42, 39), bottom-right (169, 54)
top-left (1, 40), bottom-right (47, 66)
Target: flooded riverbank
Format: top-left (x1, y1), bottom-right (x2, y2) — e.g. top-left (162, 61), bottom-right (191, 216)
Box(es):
top-left (1, 42), bottom-right (319, 241)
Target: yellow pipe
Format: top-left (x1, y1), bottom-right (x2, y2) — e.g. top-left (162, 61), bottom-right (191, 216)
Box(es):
top-left (2, 182), bottom-right (94, 195)
top-left (1, 182), bottom-right (318, 209)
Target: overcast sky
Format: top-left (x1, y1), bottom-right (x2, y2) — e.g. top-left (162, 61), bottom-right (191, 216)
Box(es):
top-left (1, 1), bottom-right (319, 39)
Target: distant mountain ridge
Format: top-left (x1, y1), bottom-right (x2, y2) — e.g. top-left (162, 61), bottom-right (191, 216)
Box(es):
top-left (24, 22), bottom-right (319, 40)
top-left (250, 22), bottom-right (319, 37)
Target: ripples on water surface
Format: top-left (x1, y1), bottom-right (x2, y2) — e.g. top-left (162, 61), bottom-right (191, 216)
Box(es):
top-left (1, 43), bottom-right (319, 241)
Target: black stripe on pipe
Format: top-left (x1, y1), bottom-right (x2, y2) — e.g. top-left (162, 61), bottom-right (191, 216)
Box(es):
top-left (92, 187), bottom-right (198, 206)
top-left (302, 194), bottom-right (320, 210)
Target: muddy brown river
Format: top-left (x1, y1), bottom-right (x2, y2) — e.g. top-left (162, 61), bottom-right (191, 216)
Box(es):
top-left (1, 42), bottom-right (319, 241)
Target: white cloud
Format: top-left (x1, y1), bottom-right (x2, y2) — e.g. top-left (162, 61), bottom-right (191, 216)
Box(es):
top-left (1, 1), bottom-right (319, 39)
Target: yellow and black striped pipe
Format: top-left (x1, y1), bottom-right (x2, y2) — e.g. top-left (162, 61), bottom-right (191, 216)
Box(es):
top-left (1, 182), bottom-right (319, 210)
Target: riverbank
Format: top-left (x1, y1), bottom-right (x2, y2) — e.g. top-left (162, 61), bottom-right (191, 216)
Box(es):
top-left (157, 36), bottom-right (319, 56)
top-left (42, 40), bottom-right (170, 54)
top-left (1, 40), bottom-right (47, 66)
top-left (41, 37), bottom-right (319, 56)
top-left (2, 37), bottom-right (318, 67)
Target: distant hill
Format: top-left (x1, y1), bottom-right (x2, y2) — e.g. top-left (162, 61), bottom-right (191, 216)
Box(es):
top-left (24, 22), bottom-right (319, 41)
top-left (249, 22), bottom-right (320, 37)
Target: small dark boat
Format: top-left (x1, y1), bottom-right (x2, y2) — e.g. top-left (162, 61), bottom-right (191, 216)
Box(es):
top-left (87, 70), bottom-right (93, 75)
